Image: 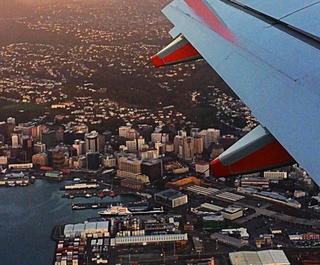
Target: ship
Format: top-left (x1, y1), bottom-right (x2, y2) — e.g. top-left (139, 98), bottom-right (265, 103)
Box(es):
top-left (98, 205), bottom-right (164, 216)
top-left (98, 205), bottom-right (132, 216)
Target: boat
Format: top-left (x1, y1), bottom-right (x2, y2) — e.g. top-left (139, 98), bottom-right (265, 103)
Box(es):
top-left (92, 204), bottom-right (98, 209)
top-left (98, 205), bottom-right (132, 216)
top-left (98, 193), bottom-right (105, 198)
top-left (109, 192), bottom-right (117, 197)
top-left (8, 183), bottom-right (16, 187)
top-left (72, 204), bottom-right (86, 210)
top-left (98, 205), bottom-right (164, 216)
top-left (85, 193), bottom-right (92, 198)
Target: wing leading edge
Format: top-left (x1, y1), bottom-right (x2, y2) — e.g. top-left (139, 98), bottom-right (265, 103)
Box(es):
top-left (153, 0), bottom-right (320, 185)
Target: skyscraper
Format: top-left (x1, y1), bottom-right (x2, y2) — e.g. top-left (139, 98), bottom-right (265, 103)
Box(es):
top-left (85, 131), bottom-right (99, 153)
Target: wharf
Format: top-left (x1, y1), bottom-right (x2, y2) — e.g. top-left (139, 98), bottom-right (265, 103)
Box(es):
top-left (72, 200), bottom-right (145, 211)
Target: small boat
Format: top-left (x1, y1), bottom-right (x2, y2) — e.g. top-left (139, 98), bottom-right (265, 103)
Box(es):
top-left (98, 193), bottom-right (105, 198)
top-left (92, 205), bottom-right (98, 209)
top-left (85, 193), bottom-right (92, 198)
top-left (72, 205), bottom-right (86, 210)
top-left (109, 192), bottom-right (116, 197)
top-left (8, 183), bottom-right (16, 187)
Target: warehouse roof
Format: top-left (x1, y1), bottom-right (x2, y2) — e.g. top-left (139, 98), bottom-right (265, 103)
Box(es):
top-left (229, 250), bottom-right (290, 265)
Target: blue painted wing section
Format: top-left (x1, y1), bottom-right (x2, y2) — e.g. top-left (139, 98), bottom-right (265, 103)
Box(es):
top-left (162, 0), bottom-right (320, 185)
top-left (282, 3), bottom-right (320, 37)
top-left (236, 0), bottom-right (320, 19)
top-left (236, 0), bottom-right (320, 38)
top-left (169, 27), bottom-right (180, 38)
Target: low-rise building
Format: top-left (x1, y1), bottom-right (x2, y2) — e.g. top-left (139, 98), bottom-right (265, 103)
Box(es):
top-left (110, 233), bottom-right (188, 246)
top-left (154, 189), bottom-right (188, 208)
top-left (229, 250), bottom-right (290, 265)
top-left (222, 207), bottom-right (243, 220)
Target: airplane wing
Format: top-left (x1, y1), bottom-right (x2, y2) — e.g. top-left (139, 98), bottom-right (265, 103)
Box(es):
top-left (152, 0), bottom-right (320, 185)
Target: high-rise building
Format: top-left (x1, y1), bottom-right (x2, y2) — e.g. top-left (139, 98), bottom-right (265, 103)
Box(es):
top-left (142, 159), bottom-right (163, 182)
top-left (119, 125), bottom-right (131, 138)
top-left (116, 157), bottom-right (150, 182)
top-left (7, 117), bottom-right (15, 126)
top-left (78, 155), bottom-right (87, 168)
top-left (87, 152), bottom-right (100, 170)
top-left (173, 135), bottom-right (183, 154)
top-left (137, 137), bottom-right (145, 151)
top-left (183, 136), bottom-right (195, 161)
top-left (56, 129), bottom-right (64, 144)
top-left (128, 128), bottom-right (139, 140)
top-left (207, 128), bottom-right (220, 143)
top-left (34, 142), bottom-right (46, 154)
top-left (178, 130), bottom-right (187, 137)
top-left (119, 125), bottom-right (138, 139)
top-left (64, 130), bottom-right (74, 145)
top-left (15, 122), bottom-right (34, 136)
top-left (194, 137), bottom-right (204, 155)
top-left (32, 153), bottom-right (48, 166)
top-left (174, 135), bottom-right (196, 161)
top-left (52, 150), bottom-right (65, 168)
top-left (126, 140), bottom-right (137, 152)
top-left (73, 140), bottom-right (81, 156)
top-left (0, 122), bottom-right (8, 138)
top-left (118, 157), bottom-right (141, 174)
top-left (161, 133), bottom-right (169, 144)
top-left (41, 130), bottom-right (56, 149)
top-left (140, 148), bottom-right (158, 159)
top-left (11, 134), bottom-right (19, 148)
top-left (199, 129), bottom-right (220, 149)
top-left (151, 132), bottom-right (162, 143)
top-left (190, 128), bottom-right (200, 137)
top-left (98, 135), bottom-right (105, 154)
top-left (155, 142), bottom-right (165, 157)
top-left (103, 155), bottom-right (116, 168)
top-left (85, 131), bottom-right (99, 153)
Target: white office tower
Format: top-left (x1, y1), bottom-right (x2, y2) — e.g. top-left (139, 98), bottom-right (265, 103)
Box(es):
top-left (207, 128), bottom-right (220, 143)
top-left (137, 137), bottom-right (145, 151)
top-left (119, 126), bottom-right (131, 138)
top-left (126, 140), bottom-right (137, 152)
top-left (85, 131), bottom-right (99, 153)
top-left (7, 117), bottom-right (15, 126)
top-left (12, 134), bottom-right (19, 148)
top-left (199, 128), bottom-right (220, 149)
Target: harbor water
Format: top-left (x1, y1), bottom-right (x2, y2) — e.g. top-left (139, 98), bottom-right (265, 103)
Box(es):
top-left (0, 179), bottom-right (138, 265)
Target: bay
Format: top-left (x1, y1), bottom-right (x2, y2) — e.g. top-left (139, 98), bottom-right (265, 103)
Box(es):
top-left (0, 179), bottom-right (136, 265)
